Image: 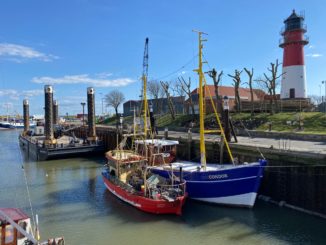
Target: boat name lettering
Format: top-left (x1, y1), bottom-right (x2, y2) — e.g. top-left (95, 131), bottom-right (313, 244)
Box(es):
top-left (208, 174), bottom-right (228, 180)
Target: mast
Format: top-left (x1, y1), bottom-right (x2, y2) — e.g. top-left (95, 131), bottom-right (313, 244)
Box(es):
top-left (142, 38), bottom-right (149, 137)
top-left (193, 30), bottom-right (207, 170)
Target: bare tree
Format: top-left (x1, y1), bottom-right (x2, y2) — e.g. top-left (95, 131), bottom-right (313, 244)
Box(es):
top-left (309, 94), bottom-right (322, 105)
top-left (228, 69), bottom-right (243, 112)
top-left (147, 80), bottom-right (164, 114)
top-left (244, 67), bottom-right (255, 116)
top-left (175, 77), bottom-right (195, 117)
top-left (256, 60), bottom-right (282, 114)
top-left (105, 90), bottom-right (125, 118)
top-left (208, 68), bottom-right (223, 112)
top-left (160, 81), bottom-right (176, 120)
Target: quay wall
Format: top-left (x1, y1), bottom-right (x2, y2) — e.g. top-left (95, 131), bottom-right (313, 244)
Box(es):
top-left (73, 126), bottom-right (118, 151)
top-left (171, 135), bottom-right (326, 217)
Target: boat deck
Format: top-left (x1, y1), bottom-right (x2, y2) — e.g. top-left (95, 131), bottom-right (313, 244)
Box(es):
top-left (159, 161), bottom-right (261, 172)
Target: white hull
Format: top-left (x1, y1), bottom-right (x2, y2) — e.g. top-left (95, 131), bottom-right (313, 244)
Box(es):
top-left (192, 192), bottom-right (257, 208)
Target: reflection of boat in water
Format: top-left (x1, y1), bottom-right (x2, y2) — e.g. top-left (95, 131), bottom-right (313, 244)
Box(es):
top-left (102, 150), bottom-right (186, 215)
top-left (0, 120), bottom-right (36, 129)
top-left (152, 31), bottom-right (267, 208)
top-left (0, 208), bottom-right (64, 245)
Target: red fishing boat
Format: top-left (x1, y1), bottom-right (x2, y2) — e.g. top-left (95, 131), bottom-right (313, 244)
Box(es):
top-left (102, 150), bottom-right (186, 215)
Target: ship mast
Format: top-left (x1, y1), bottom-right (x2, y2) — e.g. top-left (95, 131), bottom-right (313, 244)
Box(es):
top-left (142, 38), bottom-right (149, 137)
top-left (193, 30), bottom-right (207, 170)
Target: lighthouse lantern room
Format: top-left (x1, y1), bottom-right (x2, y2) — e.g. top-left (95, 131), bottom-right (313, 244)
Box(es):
top-left (280, 10), bottom-right (309, 99)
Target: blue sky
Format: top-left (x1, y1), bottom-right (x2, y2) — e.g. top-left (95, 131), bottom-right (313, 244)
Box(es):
top-left (0, 0), bottom-right (325, 116)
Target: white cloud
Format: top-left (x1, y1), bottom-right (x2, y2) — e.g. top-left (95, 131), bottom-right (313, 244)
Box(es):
top-left (1, 102), bottom-right (13, 109)
top-left (95, 72), bottom-right (113, 79)
top-left (308, 45), bottom-right (314, 49)
top-left (177, 70), bottom-right (188, 76)
top-left (21, 89), bottom-right (44, 97)
top-left (31, 74), bottom-right (135, 87)
top-left (0, 43), bottom-right (58, 62)
top-left (306, 53), bottom-right (323, 58)
top-left (0, 89), bottom-right (19, 100)
top-left (0, 89), bottom-right (44, 100)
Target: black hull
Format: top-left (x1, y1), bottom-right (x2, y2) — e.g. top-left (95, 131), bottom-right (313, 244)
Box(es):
top-left (19, 135), bottom-right (105, 161)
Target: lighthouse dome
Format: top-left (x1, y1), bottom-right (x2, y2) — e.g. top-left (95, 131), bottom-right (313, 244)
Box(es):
top-left (284, 10), bottom-right (305, 32)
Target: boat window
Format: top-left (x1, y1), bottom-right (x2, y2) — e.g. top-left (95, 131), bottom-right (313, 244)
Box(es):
top-left (5, 225), bottom-right (14, 244)
top-left (17, 221), bottom-right (27, 239)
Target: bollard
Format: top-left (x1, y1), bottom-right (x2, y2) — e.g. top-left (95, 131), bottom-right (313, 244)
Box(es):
top-left (23, 99), bottom-right (30, 134)
top-left (187, 128), bottom-right (192, 160)
top-left (53, 100), bottom-right (59, 125)
top-left (164, 127), bottom-right (168, 139)
top-left (44, 85), bottom-right (56, 145)
top-left (223, 96), bottom-right (231, 142)
top-left (87, 87), bottom-right (97, 142)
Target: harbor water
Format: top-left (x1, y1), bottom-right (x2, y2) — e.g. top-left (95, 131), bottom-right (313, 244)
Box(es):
top-left (1, 129), bottom-right (325, 245)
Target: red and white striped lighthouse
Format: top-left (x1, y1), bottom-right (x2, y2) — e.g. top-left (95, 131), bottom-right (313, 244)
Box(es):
top-left (280, 10), bottom-right (309, 99)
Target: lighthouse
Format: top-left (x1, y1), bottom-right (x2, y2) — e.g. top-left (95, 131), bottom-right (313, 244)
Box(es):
top-left (279, 10), bottom-right (309, 99)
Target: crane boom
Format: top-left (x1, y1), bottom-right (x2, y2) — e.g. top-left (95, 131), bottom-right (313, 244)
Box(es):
top-left (142, 38), bottom-right (149, 136)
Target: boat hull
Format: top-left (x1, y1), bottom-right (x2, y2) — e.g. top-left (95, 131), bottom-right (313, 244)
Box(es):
top-left (102, 172), bottom-right (186, 215)
top-left (152, 160), bottom-right (266, 208)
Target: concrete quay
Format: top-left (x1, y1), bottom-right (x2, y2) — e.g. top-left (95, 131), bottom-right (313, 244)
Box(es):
top-left (158, 130), bottom-right (326, 160)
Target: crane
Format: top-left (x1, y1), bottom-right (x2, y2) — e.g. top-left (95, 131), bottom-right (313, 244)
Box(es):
top-left (142, 38), bottom-right (149, 136)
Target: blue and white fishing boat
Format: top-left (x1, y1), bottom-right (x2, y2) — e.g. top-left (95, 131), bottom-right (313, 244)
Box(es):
top-left (0, 119), bottom-right (36, 129)
top-left (151, 31), bottom-right (267, 207)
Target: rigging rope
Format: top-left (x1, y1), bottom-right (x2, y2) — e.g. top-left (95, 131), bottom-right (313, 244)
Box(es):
top-left (14, 129), bottom-right (36, 237)
top-left (152, 54), bottom-right (198, 81)
top-left (238, 120), bottom-right (266, 159)
top-left (201, 54), bottom-right (266, 160)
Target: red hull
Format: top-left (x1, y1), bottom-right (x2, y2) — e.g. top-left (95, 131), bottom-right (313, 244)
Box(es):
top-left (102, 174), bottom-right (186, 215)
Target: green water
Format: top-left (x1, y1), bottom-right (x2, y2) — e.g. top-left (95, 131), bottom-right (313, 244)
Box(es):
top-left (0, 129), bottom-right (325, 245)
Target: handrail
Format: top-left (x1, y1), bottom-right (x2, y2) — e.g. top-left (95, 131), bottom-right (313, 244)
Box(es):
top-left (279, 35), bottom-right (309, 46)
top-left (106, 173), bottom-right (186, 197)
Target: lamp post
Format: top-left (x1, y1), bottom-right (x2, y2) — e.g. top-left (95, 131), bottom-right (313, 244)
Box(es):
top-left (322, 81), bottom-right (326, 113)
top-left (80, 102), bottom-right (86, 126)
top-left (119, 114), bottom-right (123, 133)
top-left (99, 92), bottom-right (104, 115)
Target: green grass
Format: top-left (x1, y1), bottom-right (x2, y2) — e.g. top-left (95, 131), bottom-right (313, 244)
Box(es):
top-left (100, 115), bottom-right (134, 125)
top-left (156, 114), bottom-right (194, 127)
top-left (232, 112), bottom-right (326, 134)
top-left (99, 112), bottom-right (326, 134)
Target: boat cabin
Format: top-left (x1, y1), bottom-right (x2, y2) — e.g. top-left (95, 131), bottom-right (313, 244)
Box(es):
top-left (0, 208), bottom-right (31, 245)
top-left (135, 139), bottom-right (179, 165)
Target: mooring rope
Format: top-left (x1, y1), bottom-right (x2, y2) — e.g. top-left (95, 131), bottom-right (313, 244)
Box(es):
top-left (14, 129), bottom-right (36, 237)
top-left (238, 120), bottom-right (266, 160)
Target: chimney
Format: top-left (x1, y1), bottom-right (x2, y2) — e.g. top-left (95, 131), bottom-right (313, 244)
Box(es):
top-left (44, 85), bottom-right (56, 145)
top-left (53, 100), bottom-right (59, 125)
top-left (87, 87), bottom-right (97, 141)
top-left (23, 99), bottom-right (29, 134)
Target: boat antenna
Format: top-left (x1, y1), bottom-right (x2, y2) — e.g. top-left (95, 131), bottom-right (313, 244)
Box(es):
top-left (193, 30), bottom-right (208, 170)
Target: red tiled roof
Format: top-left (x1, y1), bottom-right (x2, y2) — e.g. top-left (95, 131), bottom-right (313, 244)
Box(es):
top-left (191, 85), bottom-right (265, 101)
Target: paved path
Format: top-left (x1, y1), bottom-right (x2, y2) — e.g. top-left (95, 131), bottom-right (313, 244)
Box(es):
top-left (159, 130), bottom-right (326, 155)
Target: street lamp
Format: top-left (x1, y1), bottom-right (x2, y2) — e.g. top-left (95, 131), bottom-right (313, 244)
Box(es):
top-left (119, 114), bottom-right (124, 133)
top-left (99, 92), bottom-right (104, 115)
top-left (80, 102), bottom-right (86, 126)
top-left (322, 81), bottom-right (326, 113)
